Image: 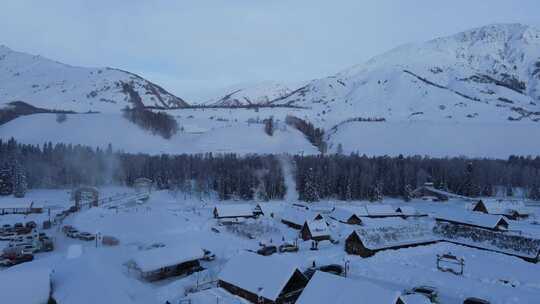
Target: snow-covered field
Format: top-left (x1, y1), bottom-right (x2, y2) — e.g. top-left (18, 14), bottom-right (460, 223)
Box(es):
top-left (2, 110), bottom-right (540, 158)
top-left (1, 188), bottom-right (539, 304)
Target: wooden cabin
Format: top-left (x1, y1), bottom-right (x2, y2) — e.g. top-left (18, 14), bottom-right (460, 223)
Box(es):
top-left (131, 244), bottom-right (205, 281)
top-left (218, 253), bottom-right (308, 304)
top-left (329, 208), bottom-right (363, 225)
top-left (300, 220), bottom-right (330, 241)
top-left (472, 199), bottom-right (531, 220)
top-left (435, 213), bottom-right (510, 231)
top-left (213, 204), bottom-right (256, 220)
top-left (345, 222), bottom-right (438, 258)
top-left (296, 271), bottom-right (399, 304)
top-left (280, 208), bottom-right (323, 229)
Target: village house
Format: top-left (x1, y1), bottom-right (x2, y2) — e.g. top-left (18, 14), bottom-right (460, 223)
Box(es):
top-left (300, 220), bottom-right (331, 241)
top-left (213, 204), bottom-right (256, 220)
top-left (435, 213), bottom-right (510, 231)
top-left (218, 253), bottom-right (308, 304)
top-left (280, 208), bottom-right (323, 229)
top-left (329, 208), bottom-right (363, 225)
top-left (131, 244), bottom-right (205, 281)
top-left (396, 294), bottom-right (431, 304)
top-left (395, 206), bottom-right (426, 218)
top-left (434, 213), bottom-right (540, 263)
top-left (365, 205), bottom-right (401, 218)
top-left (0, 267), bottom-right (53, 303)
top-left (296, 271), bottom-right (400, 304)
top-left (345, 220), bottom-right (437, 257)
top-left (472, 199), bottom-right (531, 220)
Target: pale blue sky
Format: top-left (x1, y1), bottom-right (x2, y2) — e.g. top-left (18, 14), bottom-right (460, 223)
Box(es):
top-left (1, 0), bottom-right (539, 101)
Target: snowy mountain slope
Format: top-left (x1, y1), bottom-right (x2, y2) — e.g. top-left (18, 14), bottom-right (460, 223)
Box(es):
top-left (202, 81), bottom-right (301, 106)
top-left (277, 24), bottom-right (540, 126)
top-left (0, 45), bottom-right (188, 113)
top-left (0, 112), bottom-right (318, 155)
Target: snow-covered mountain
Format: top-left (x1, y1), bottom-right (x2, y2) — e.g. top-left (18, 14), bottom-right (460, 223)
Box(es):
top-left (0, 45), bottom-right (188, 113)
top-left (203, 81), bottom-right (301, 106)
top-left (277, 23), bottom-right (540, 124)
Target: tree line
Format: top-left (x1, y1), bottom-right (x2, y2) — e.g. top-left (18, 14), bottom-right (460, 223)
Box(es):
top-left (1, 138), bottom-right (540, 201)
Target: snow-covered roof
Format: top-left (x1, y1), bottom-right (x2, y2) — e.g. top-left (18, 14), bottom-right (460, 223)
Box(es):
top-left (296, 271), bottom-right (399, 304)
top-left (218, 253), bottom-right (302, 301)
top-left (395, 206), bottom-right (419, 216)
top-left (0, 267), bottom-right (51, 304)
top-left (305, 220), bottom-right (330, 237)
top-left (330, 208), bottom-right (358, 222)
top-left (476, 199), bottom-right (532, 215)
top-left (361, 217), bottom-right (410, 229)
top-left (353, 220), bottom-right (437, 250)
top-left (415, 186), bottom-right (472, 200)
top-left (133, 244), bottom-right (204, 273)
top-left (436, 212), bottom-right (508, 230)
top-left (256, 203), bottom-right (282, 216)
top-left (280, 207), bottom-right (321, 226)
top-left (309, 205), bottom-right (335, 214)
top-left (213, 204), bottom-right (254, 218)
top-left (398, 294), bottom-right (431, 304)
top-left (365, 205), bottom-right (400, 217)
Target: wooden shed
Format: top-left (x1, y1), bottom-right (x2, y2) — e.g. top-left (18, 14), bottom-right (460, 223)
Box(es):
top-left (329, 208), bottom-right (363, 225)
top-left (218, 253), bottom-right (308, 304)
top-left (213, 204), bottom-right (256, 220)
top-left (345, 222), bottom-right (438, 258)
top-left (300, 220), bottom-right (330, 241)
top-left (280, 208), bottom-right (323, 229)
top-left (472, 199), bottom-right (531, 220)
top-left (435, 213), bottom-right (510, 231)
top-left (131, 244), bottom-right (205, 281)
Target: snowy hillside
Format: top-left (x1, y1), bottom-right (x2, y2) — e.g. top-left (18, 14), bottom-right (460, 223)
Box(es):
top-left (202, 81), bottom-right (301, 106)
top-left (278, 24), bottom-right (540, 125)
top-left (0, 112), bottom-right (318, 155)
top-left (0, 45), bottom-right (188, 113)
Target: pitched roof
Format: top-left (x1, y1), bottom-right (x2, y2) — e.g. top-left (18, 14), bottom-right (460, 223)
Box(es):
top-left (280, 207), bottom-right (321, 226)
top-left (305, 220), bottom-right (330, 237)
top-left (395, 206), bottom-right (419, 216)
top-left (296, 271), bottom-right (399, 304)
top-left (353, 220), bottom-right (437, 250)
top-left (133, 244), bottom-right (204, 273)
top-left (476, 200), bottom-right (531, 216)
top-left (330, 208), bottom-right (358, 222)
top-left (0, 267), bottom-right (51, 304)
top-left (214, 204), bottom-right (254, 218)
top-left (218, 253), bottom-right (302, 301)
top-left (365, 205), bottom-right (400, 217)
top-left (436, 212), bottom-right (509, 230)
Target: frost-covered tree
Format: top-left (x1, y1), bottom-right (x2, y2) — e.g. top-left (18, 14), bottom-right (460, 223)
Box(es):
top-left (12, 160), bottom-right (27, 198)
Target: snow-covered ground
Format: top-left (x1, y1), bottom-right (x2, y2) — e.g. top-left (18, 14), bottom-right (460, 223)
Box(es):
top-left (1, 188), bottom-right (539, 303)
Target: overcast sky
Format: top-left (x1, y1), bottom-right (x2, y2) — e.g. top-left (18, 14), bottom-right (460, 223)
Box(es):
top-left (1, 0), bottom-right (539, 101)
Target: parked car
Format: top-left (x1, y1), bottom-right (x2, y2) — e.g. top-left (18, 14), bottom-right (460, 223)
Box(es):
top-left (464, 297), bottom-right (491, 304)
top-left (318, 264), bottom-right (344, 276)
top-left (40, 239), bottom-right (54, 252)
top-left (0, 232), bottom-right (16, 241)
top-left (257, 245), bottom-right (277, 256)
top-left (14, 223), bottom-right (24, 229)
top-left (21, 245), bottom-right (39, 255)
top-left (66, 229), bottom-right (79, 238)
top-left (78, 232), bottom-right (95, 241)
top-left (25, 221), bottom-right (37, 229)
top-left (279, 243), bottom-right (299, 253)
top-left (404, 286), bottom-right (439, 302)
top-left (62, 225), bottom-right (74, 233)
top-left (10, 254), bottom-right (34, 266)
top-left (202, 249), bottom-right (216, 261)
top-left (0, 258), bottom-right (12, 267)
